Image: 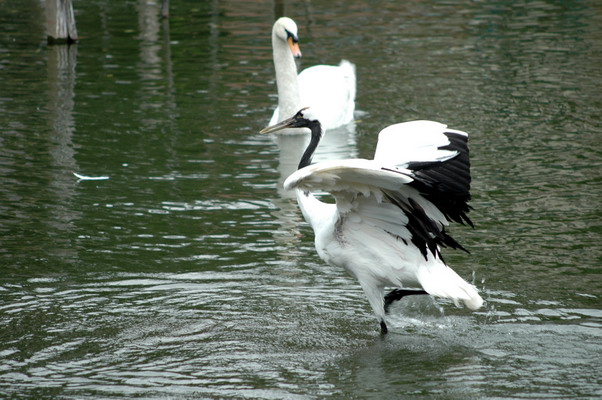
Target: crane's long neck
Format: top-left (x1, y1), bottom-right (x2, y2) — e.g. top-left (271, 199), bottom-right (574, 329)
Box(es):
top-left (295, 121), bottom-right (333, 232)
top-left (295, 186), bottom-right (336, 232)
top-left (298, 121), bottom-right (323, 170)
top-left (272, 33), bottom-right (300, 121)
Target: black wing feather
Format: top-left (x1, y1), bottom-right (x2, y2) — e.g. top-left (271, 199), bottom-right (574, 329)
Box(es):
top-left (381, 131), bottom-right (473, 261)
top-left (407, 131), bottom-right (473, 227)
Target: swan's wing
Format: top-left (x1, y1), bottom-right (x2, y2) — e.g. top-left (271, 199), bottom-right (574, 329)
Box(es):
top-left (297, 61), bottom-right (356, 129)
top-left (284, 152), bottom-right (472, 259)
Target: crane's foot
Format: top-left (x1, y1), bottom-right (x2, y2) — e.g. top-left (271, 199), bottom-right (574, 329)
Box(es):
top-left (380, 320), bottom-right (388, 335)
top-left (384, 288), bottom-right (429, 313)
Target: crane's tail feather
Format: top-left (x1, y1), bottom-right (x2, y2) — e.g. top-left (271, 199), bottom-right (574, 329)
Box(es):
top-left (416, 264), bottom-right (483, 310)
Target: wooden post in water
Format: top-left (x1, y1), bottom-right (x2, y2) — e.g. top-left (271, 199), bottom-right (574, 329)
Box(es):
top-left (46, 0), bottom-right (78, 44)
top-left (161, 0), bottom-right (170, 19)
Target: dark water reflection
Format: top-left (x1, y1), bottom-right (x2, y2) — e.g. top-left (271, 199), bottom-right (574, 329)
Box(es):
top-left (1, 0), bottom-right (601, 398)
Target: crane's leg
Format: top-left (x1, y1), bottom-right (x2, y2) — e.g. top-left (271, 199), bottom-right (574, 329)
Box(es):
top-left (380, 319), bottom-right (388, 335)
top-left (384, 289), bottom-right (428, 313)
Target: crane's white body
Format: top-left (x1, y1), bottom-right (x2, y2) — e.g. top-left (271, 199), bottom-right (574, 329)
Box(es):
top-left (270, 17), bottom-right (356, 131)
top-left (284, 120), bottom-right (483, 326)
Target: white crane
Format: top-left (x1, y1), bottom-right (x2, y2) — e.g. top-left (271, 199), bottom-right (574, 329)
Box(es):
top-left (261, 108), bottom-right (483, 334)
top-left (269, 17), bottom-right (356, 131)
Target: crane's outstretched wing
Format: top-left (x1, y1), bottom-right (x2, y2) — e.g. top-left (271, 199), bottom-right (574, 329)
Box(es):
top-left (374, 120), bottom-right (460, 167)
top-left (284, 120), bottom-right (473, 260)
top-left (375, 120), bottom-right (473, 227)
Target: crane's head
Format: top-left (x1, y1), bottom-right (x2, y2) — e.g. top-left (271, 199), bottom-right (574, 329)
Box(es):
top-left (261, 108), bottom-right (323, 169)
top-left (273, 17), bottom-right (302, 58)
top-left (260, 107), bottom-right (321, 134)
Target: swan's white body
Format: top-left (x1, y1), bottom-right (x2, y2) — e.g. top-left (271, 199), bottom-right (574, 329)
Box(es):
top-left (269, 17), bottom-right (356, 130)
top-left (280, 118), bottom-right (483, 330)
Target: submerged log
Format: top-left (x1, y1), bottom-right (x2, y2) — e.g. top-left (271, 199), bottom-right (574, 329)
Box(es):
top-left (46, 0), bottom-right (78, 44)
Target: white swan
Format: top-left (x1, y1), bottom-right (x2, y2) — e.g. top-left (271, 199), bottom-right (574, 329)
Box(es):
top-left (269, 17), bottom-right (356, 131)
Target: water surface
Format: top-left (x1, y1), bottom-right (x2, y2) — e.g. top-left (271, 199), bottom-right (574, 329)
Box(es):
top-left (1, 0), bottom-right (601, 398)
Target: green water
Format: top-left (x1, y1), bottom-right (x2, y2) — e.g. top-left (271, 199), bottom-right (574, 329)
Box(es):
top-left (1, 0), bottom-right (601, 398)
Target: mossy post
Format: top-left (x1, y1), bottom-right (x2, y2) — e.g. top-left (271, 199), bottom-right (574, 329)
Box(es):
top-left (47, 0), bottom-right (78, 45)
top-left (161, 0), bottom-right (170, 19)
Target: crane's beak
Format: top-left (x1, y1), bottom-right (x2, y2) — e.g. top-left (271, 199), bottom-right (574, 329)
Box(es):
top-left (260, 115), bottom-right (297, 134)
top-left (288, 37), bottom-right (302, 58)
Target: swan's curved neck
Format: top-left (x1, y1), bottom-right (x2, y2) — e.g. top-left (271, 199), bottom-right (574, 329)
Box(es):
top-left (272, 32), bottom-right (300, 121)
top-left (298, 121), bottom-right (323, 170)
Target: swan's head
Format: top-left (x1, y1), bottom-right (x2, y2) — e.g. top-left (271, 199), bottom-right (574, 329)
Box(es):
top-left (260, 107), bottom-right (321, 134)
top-left (273, 17), bottom-right (302, 58)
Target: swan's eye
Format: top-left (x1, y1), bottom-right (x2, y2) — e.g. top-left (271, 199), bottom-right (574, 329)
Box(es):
top-left (285, 29), bottom-right (298, 43)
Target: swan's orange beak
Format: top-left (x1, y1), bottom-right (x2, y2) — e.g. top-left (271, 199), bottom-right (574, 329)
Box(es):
top-left (288, 37), bottom-right (302, 58)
